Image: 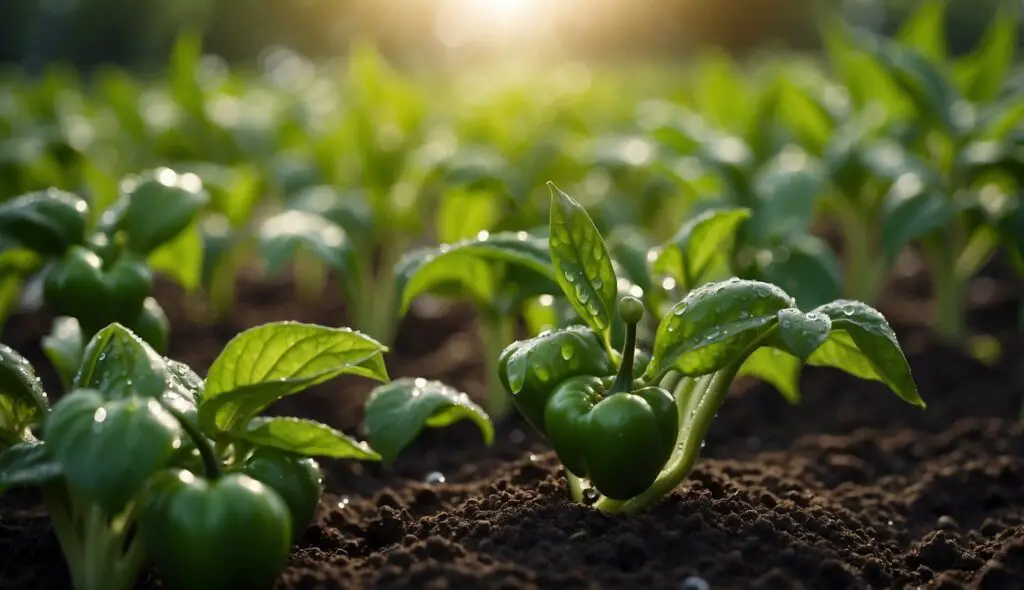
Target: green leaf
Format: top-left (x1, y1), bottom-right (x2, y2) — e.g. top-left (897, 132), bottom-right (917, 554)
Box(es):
top-left (288, 186), bottom-right (373, 244)
top-left (42, 317), bottom-right (84, 392)
top-left (650, 208), bottom-right (751, 289)
top-left (74, 323), bottom-right (168, 400)
top-left (112, 168), bottom-right (210, 255)
top-left (895, 0), bottom-right (948, 64)
top-left (148, 220), bottom-right (203, 291)
top-left (436, 186), bottom-right (501, 244)
top-left (396, 231), bottom-right (555, 315)
top-left (881, 176), bottom-right (954, 262)
top-left (808, 300), bottom-right (923, 407)
top-left (646, 279), bottom-right (795, 379)
top-left (0, 189), bottom-right (89, 256)
top-left (199, 322), bottom-right (389, 434)
top-left (750, 236), bottom-right (844, 311)
top-left (776, 308), bottom-right (832, 361)
top-left (0, 344), bottom-right (49, 443)
top-left (954, 4), bottom-right (1018, 103)
top-left (547, 183), bottom-right (619, 343)
top-left (364, 378), bottom-right (493, 465)
top-left (737, 347), bottom-right (802, 404)
top-left (751, 148), bottom-right (825, 242)
top-left (238, 416), bottom-right (379, 460)
top-left (162, 359), bottom-right (204, 421)
top-left (45, 390), bottom-right (180, 514)
top-left (0, 442), bottom-right (62, 490)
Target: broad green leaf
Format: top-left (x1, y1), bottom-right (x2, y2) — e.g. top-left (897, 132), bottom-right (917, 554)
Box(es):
top-left (163, 359), bottom-right (204, 421)
top-left (822, 19), bottom-right (908, 115)
top-left (436, 187), bottom-right (501, 244)
top-left (499, 326), bottom-right (614, 432)
top-left (650, 208), bottom-right (751, 290)
top-left (364, 378), bottom-right (493, 465)
top-left (776, 308), bottom-right (832, 361)
top-left (646, 279), bottom-right (795, 379)
top-left (148, 221), bottom-right (203, 291)
top-left (751, 148), bottom-right (824, 242)
top-left (606, 226), bottom-right (655, 296)
top-left (113, 168), bottom-right (210, 255)
top-left (0, 442), bottom-right (62, 490)
top-left (954, 4), bottom-right (1018, 103)
top-left (259, 210), bottom-right (360, 308)
top-left (896, 0), bottom-right (947, 64)
top-left (239, 416), bottom-right (379, 460)
top-left (737, 347), bottom-right (802, 404)
top-left (45, 390), bottom-right (180, 514)
top-left (750, 236), bottom-right (844, 311)
top-left (74, 323), bottom-right (167, 400)
top-left (808, 300), bottom-right (923, 407)
top-left (881, 175), bottom-right (954, 262)
top-left (42, 317), bottom-right (84, 392)
top-left (199, 322), bottom-right (389, 433)
top-left (0, 344), bottom-right (49, 442)
top-left (0, 189), bottom-right (89, 256)
top-left (548, 183), bottom-right (618, 342)
top-left (396, 231), bottom-right (555, 314)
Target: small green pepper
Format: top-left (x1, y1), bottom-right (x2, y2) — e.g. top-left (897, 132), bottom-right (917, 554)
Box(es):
top-left (142, 470), bottom-right (292, 590)
top-left (241, 447), bottom-right (323, 542)
top-left (43, 245), bottom-right (152, 337)
top-left (543, 297), bottom-right (678, 500)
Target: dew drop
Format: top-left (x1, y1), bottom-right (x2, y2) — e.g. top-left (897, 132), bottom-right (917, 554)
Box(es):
top-left (337, 496), bottom-right (351, 509)
top-left (592, 278), bottom-right (604, 289)
top-left (565, 272), bottom-right (577, 284)
top-left (582, 487), bottom-right (600, 504)
top-left (528, 453), bottom-right (539, 462)
top-left (425, 471), bottom-right (447, 485)
top-left (560, 344), bottom-right (574, 361)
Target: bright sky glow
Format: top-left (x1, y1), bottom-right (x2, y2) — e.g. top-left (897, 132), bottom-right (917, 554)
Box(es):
top-left (435, 0), bottom-right (553, 48)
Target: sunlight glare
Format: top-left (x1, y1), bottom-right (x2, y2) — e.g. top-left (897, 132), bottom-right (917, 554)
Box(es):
top-left (435, 0), bottom-right (552, 48)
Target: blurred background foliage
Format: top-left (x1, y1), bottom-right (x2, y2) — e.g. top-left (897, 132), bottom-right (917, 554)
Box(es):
top-left (0, 0), bottom-right (1017, 71)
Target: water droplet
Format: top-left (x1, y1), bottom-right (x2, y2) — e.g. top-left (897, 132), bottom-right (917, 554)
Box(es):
top-left (476, 230), bottom-right (490, 241)
top-left (565, 272), bottom-right (577, 284)
top-left (425, 471), bottom-right (447, 484)
top-left (338, 496), bottom-right (351, 508)
top-left (582, 487), bottom-right (600, 504)
top-left (528, 454), bottom-right (539, 462)
top-left (560, 344), bottom-right (574, 360)
top-left (679, 575), bottom-right (710, 590)
top-left (593, 278), bottom-right (604, 289)
top-left (535, 366), bottom-right (551, 383)
top-left (887, 520), bottom-right (893, 526)
top-left (673, 306), bottom-right (686, 316)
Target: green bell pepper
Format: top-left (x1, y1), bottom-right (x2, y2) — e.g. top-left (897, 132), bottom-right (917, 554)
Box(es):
top-left (43, 245), bottom-right (152, 337)
top-left (241, 447), bottom-right (323, 542)
top-left (543, 297), bottom-right (678, 500)
top-left (141, 470), bottom-right (292, 590)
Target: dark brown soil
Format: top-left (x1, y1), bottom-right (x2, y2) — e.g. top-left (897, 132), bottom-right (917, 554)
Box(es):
top-left (3, 267), bottom-right (1024, 590)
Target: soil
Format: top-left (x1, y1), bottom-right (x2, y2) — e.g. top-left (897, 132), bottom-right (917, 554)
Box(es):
top-left (2, 262), bottom-right (1024, 590)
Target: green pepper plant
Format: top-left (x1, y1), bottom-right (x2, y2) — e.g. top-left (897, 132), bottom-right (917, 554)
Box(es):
top-left (0, 320), bottom-right (492, 590)
top-left (0, 168), bottom-right (211, 376)
top-left (495, 185), bottom-right (924, 513)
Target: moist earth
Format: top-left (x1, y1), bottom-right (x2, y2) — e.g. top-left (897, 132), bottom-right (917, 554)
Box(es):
top-left (2, 267), bottom-right (1023, 590)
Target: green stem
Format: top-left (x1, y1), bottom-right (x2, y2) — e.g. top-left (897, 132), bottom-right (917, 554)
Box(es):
top-left (163, 404), bottom-right (222, 480)
top-left (481, 312), bottom-right (517, 419)
top-left (567, 472), bottom-right (585, 503)
top-left (922, 236), bottom-right (965, 343)
top-left (293, 250), bottom-right (327, 307)
top-left (592, 362), bottom-right (740, 514)
top-left (608, 319), bottom-right (638, 395)
top-left (837, 203), bottom-right (885, 305)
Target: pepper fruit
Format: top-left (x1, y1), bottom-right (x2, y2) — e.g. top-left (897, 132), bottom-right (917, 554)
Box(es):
top-left (544, 297), bottom-right (678, 500)
top-left (142, 404), bottom-right (292, 590)
top-left (43, 245), bottom-right (152, 337)
top-left (141, 470), bottom-right (292, 590)
top-left (241, 447), bottom-right (323, 542)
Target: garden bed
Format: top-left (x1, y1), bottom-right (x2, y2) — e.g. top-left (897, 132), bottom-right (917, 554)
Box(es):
top-left (3, 267), bottom-right (1023, 590)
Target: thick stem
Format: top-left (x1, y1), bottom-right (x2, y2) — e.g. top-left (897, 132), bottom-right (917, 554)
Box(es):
top-left (567, 472), bottom-right (585, 503)
top-left (922, 237), bottom-right (966, 343)
top-left (163, 404), bottom-right (222, 480)
top-left (608, 320), bottom-right (638, 395)
top-left (838, 204), bottom-right (886, 305)
top-left (481, 313), bottom-right (517, 419)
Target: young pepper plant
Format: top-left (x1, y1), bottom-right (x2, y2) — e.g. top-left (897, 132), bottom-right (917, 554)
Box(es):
top-left (496, 186), bottom-right (924, 513)
top-left (0, 321), bottom-right (491, 590)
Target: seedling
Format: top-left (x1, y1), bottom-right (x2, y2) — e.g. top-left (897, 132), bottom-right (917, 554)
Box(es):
top-left (496, 186), bottom-right (923, 513)
top-left (0, 321), bottom-right (491, 590)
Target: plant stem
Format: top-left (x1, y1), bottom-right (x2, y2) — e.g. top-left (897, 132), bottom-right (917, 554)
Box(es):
top-left (837, 204), bottom-right (885, 305)
top-left (293, 249), bottom-right (327, 306)
top-left (163, 404), bottom-right (222, 480)
top-left (922, 236), bottom-right (965, 343)
top-left (592, 362), bottom-right (740, 514)
top-left (481, 312), bottom-right (517, 420)
top-left (608, 319), bottom-right (637, 395)
top-left (567, 472), bottom-right (585, 503)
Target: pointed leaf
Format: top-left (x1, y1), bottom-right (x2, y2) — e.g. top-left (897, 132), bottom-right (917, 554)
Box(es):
top-left (0, 442), bottom-right (62, 491)
top-left (45, 390), bottom-right (180, 514)
top-left (547, 183), bottom-right (618, 343)
top-left (0, 344), bottom-right (49, 442)
top-left (364, 378), bottom-right (493, 465)
top-left (74, 323), bottom-right (168, 400)
top-left (112, 168), bottom-right (210, 255)
top-left (436, 187), bottom-right (501, 244)
top-left (737, 347), bottom-right (802, 404)
top-left (0, 189), bottom-right (89, 256)
top-left (646, 279), bottom-right (795, 379)
top-left (881, 176), bottom-right (955, 262)
top-left (650, 208), bottom-right (751, 289)
top-left (42, 317), bottom-right (84, 392)
top-left (239, 416), bottom-right (379, 460)
top-left (954, 4), bottom-right (1018, 103)
top-left (896, 0), bottom-right (948, 64)
top-left (808, 300), bottom-right (923, 407)
top-left (199, 322), bottom-right (388, 434)
top-left (776, 309), bottom-right (832, 361)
